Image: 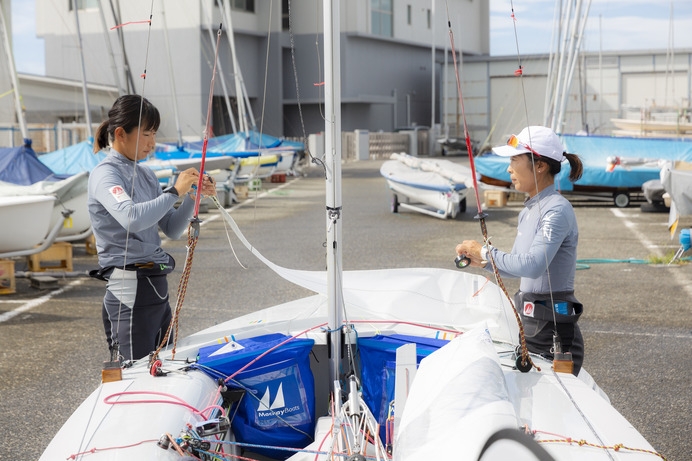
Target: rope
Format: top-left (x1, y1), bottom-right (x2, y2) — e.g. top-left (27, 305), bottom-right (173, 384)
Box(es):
top-left (443, 1), bottom-right (537, 371)
top-left (150, 224), bottom-right (198, 363)
top-left (576, 257), bottom-right (692, 269)
top-left (535, 434), bottom-right (667, 460)
top-left (67, 439), bottom-right (158, 460)
top-left (103, 390), bottom-right (225, 419)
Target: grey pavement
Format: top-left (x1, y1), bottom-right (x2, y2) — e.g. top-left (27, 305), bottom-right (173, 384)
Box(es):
top-left (0, 159), bottom-right (690, 460)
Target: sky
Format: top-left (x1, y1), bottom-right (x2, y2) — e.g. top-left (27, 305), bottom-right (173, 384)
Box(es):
top-left (7, 0), bottom-right (692, 76)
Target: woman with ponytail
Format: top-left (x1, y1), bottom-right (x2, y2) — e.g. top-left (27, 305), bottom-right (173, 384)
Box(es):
top-left (88, 95), bottom-right (216, 361)
top-left (455, 126), bottom-right (586, 375)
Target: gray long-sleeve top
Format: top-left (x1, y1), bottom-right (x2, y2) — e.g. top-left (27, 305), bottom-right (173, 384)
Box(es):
top-left (88, 149), bottom-right (195, 268)
top-left (485, 184), bottom-right (578, 294)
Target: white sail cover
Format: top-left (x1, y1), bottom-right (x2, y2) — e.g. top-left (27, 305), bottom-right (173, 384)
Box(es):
top-left (381, 153), bottom-right (476, 191)
top-left (395, 326), bottom-right (519, 461)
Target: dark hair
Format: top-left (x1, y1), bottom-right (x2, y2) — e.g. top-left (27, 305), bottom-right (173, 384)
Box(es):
top-left (94, 95), bottom-right (160, 152)
top-left (528, 152), bottom-right (583, 183)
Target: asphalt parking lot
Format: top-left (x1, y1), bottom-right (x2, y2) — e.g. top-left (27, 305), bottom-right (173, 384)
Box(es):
top-left (0, 159), bottom-right (690, 460)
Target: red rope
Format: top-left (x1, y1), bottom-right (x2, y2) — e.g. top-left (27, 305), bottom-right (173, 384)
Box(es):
top-left (110, 20), bottom-right (151, 30)
top-left (446, 20), bottom-right (536, 371)
top-left (193, 25), bottom-right (223, 218)
top-left (67, 439), bottom-right (158, 459)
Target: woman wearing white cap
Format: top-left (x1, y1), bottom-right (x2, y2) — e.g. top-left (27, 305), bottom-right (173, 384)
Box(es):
top-left (455, 126), bottom-right (585, 375)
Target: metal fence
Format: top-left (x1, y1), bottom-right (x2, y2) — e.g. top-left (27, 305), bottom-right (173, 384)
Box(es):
top-left (0, 122), bottom-right (96, 153)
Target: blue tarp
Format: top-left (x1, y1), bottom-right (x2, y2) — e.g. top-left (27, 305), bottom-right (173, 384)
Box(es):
top-left (38, 140), bottom-right (107, 175)
top-left (475, 135), bottom-right (692, 191)
top-left (156, 131), bottom-right (304, 159)
top-left (197, 333), bottom-right (315, 459)
top-left (0, 144), bottom-right (65, 185)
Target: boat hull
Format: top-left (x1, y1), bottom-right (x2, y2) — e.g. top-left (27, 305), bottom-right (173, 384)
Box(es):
top-left (0, 195), bottom-right (56, 252)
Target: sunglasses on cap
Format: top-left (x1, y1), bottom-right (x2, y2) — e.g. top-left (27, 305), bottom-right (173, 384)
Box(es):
top-left (507, 134), bottom-right (542, 157)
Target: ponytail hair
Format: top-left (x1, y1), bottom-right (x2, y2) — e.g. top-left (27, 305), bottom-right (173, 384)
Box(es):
top-left (529, 152), bottom-right (584, 183)
top-left (564, 153), bottom-right (583, 182)
top-left (93, 94), bottom-right (160, 153)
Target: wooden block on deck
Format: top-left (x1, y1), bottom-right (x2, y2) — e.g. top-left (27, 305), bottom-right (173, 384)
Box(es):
top-left (27, 242), bottom-right (73, 272)
top-left (0, 259), bottom-right (16, 295)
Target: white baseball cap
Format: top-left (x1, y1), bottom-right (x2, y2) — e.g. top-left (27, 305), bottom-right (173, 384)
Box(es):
top-left (492, 126), bottom-right (566, 162)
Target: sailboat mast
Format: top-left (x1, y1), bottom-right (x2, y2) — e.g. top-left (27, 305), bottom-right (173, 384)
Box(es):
top-left (97, 0), bottom-right (124, 96)
top-left (72, 0), bottom-right (93, 140)
top-left (204, 0), bottom-right (237, 134)
top-left (0, 0), bottom-right (29, 144)
top-left (323, 0), bottom-right (343, 390)
top-left (161, 0), bottom-right (183, 148)
top-left (109, 0), bottom-right (135, 94)
top-left (221, 0), bottom-right (248, 134)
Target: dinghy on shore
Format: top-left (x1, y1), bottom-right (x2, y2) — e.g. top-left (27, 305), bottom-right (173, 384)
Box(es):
top-left (381, 153), bottom-right (477, 219)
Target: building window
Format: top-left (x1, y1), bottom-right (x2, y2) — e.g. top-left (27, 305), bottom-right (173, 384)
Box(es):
top-left (68, 0), bottom-right (99, 10)
top-left (427, 9), bottom-right (431, 29)
top-left (407, 5), bottom-right (411, 25)
top-left (231, 0), bottom-right (255, 13)
top-left (372, 0), bottom-right (393, 37)
top-left (282, 0), bottom-right (290, 31)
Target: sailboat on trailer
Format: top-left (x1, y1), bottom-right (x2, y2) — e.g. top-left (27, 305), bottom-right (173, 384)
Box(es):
top-left (41, 2), bottom-right (663, 460)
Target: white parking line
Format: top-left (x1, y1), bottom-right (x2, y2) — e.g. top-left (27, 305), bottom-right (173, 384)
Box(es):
top-left (0, 279), bottom-right (83, 323)
top-left (610, 208), bottom-right (692, 304)
top-left (587, 329), bottom-right (691, 340)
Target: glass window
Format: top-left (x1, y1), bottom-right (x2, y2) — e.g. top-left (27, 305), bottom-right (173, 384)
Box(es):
top-left (232, 0), bottom-right (255, 13)
top-left (427, 9), bottom-right (431, 29)
top-left (371, 0), bottom-right (393, 37)
top-left (68, 0), bottom-right (99, 11)
top-left (282, 0), bottom-right (290, 31)
top-left (407, 5), bottom-right (411, 25)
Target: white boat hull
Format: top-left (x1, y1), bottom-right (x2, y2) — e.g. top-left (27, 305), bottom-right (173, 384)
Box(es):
top-left (381, 154), bottom-right (476, 219)
top-left (0, 172), bottom-right (91, 241)
top-left (0, 195), bottom-right (56, 252)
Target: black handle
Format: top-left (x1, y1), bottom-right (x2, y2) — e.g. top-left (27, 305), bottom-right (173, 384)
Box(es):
top-left (454, 255), bottom-right (471, 269)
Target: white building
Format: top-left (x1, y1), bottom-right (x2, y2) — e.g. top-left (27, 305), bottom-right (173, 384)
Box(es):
top-left (456, 49), bottom-right (692, 149)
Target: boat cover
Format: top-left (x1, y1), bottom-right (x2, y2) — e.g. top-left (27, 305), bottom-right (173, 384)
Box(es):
top-left (0, 171), bottom-right (88, 203)
top-left (380, 154), bottom-right (473, 192)
top-left (38, 140), bottom-right (107, 175)
top-left (475, 134), bottom-right (692, 191)
top-left (0, 144), bottom-right (64, 185)
top-left (661, 164), bottom-right (692, 216)
top-left (157, 131), bottom-right (304, 159)
top-left (197, 333), bottom-right (315, 458)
